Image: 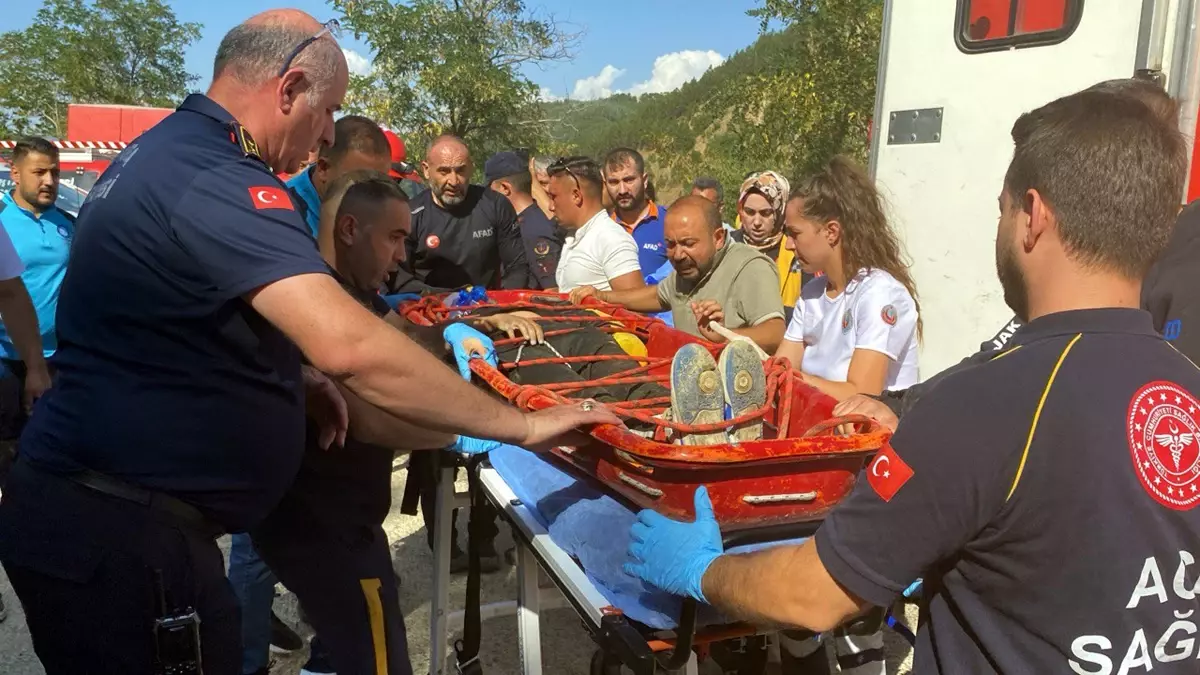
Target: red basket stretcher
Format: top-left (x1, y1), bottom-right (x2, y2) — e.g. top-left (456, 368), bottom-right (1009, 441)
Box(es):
top-left (401, 290), bottom-right (890, 532)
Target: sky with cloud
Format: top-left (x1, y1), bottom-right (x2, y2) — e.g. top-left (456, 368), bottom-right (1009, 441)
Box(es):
top-left (0, 0), bottom-right (764, 102)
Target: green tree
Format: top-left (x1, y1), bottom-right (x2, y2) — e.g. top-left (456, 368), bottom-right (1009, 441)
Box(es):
top-left (0, 0), bottom-right (201, 137)
top-left (333, 0), bottom-right (580, 160)
top-left (746, 0), bottom-right (883, 177)
top-left (537, 0), bottom-right (882, 223)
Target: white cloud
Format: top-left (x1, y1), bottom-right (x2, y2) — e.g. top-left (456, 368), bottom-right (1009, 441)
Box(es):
top-left (563, 51), bottom-right (725, 102)
top-left (538, 87), bottom-right (563, 103)
top-left (571, 65), bottom-right (626, 101)
top-left (627, 50), bottom-right (724, 96)
top-left (342, 48), bottom-right (373, 76)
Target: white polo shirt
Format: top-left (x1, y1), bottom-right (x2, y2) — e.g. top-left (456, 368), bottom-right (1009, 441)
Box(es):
top-left (783, 268), bottom-right (919, 390)
top-left (555, 209), bottom-right (642, 292)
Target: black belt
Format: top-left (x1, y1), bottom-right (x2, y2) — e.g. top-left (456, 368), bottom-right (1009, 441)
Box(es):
top-left (70, 469), bottom-right (224, 538)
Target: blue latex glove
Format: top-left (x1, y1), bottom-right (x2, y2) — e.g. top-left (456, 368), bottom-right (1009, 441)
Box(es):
top-left (624, 486), bottom-right (724, 602)
top-left (443, 323), bottom-right (497, 379)
top-left (449, 434), bottom-right (501, 455)
top-left (382, 292), bottom-right (421, 310)
top-left (443, 323), bottom-right (500, 454)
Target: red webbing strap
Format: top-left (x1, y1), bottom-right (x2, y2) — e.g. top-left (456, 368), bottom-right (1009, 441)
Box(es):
top-left (416, 296), bottom-right (802, 438)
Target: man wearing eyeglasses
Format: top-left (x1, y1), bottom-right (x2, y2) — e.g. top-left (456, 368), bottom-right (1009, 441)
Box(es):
top-left (0, 10), bottom-right (614, 674)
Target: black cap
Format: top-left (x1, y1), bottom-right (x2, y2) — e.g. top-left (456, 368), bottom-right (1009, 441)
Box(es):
top-left (483, 151), bottom-right (526, 186)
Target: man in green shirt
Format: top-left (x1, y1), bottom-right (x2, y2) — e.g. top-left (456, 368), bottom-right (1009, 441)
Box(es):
top-left (570, 195), bottom-right (786, 353)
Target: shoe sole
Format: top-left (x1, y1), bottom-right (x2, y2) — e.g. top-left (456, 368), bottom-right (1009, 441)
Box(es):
top-left (718, 341), bottom-right (767, 443)
top-left (670, 344), bottom-right (727, 446)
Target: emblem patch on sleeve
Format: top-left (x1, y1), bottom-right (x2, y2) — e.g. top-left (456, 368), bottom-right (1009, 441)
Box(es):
top-left (248, 187), bottom-right (292, 211)
top-left (1127, 380), bottom-right (1200, 511)
top-left (867, 443), bottom-right (914, 502)
top-left (881, 304), bottom-right (898, 326)
top-left (426, 235), bottom-right (441, 249)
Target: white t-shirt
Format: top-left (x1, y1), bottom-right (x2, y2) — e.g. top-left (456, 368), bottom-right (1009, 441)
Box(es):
top-left (555, 209), bottom-right (642, 292)
top-left (783, 268), bottom-right (919, 390)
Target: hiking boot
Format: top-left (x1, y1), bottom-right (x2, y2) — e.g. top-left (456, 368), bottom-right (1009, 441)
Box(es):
top-left (670, 344), bottom-right (727, 446)
top-left (299, 636), bottom-right (337, 674)
top-left (718, 341), bottom-right (767, 443)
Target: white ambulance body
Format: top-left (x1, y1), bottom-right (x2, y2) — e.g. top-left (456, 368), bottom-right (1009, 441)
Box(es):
top-left (871, 0), bottom-right (1200, 376)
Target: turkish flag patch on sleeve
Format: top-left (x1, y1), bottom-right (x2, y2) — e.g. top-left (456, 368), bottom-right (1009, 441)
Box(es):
top-left (248, 186), bottom-right (293, 211)
top-left (866, 442), bottom-right (914, 502)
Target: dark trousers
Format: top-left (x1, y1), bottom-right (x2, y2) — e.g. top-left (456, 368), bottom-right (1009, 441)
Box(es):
top-left (0, 458), bottom-right (240, 674)
top-left (253, 488), bottom-right (413, 675)
top-left (0, 358), bottom-right (57, 488)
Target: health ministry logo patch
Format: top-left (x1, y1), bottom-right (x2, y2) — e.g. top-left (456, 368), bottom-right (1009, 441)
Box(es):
top-left (1127, 381), bottom-right (1200, 511)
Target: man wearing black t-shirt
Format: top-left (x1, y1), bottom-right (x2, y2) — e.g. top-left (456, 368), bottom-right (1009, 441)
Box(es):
top-left (388, 135), bottom-right (533, 293)
top-left (625, 86), bottom-right (1200, 674)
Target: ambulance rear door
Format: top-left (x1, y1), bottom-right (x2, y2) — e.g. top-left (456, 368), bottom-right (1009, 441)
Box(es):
top-left (869, 0), bottom-right (1176, 376)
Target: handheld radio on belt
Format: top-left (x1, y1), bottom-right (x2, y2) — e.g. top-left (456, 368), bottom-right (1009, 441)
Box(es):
top-left (151, 567), bottom-right (203, 675)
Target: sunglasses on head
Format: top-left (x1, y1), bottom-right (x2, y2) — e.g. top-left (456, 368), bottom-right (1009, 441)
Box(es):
top-left (547, 156), bottom-right (593, 189)
top-left (278, 19), bottom-right (342, 78)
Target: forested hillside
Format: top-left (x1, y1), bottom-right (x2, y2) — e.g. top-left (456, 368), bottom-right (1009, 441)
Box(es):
top-left (540, 2), bottom-right (881, 219)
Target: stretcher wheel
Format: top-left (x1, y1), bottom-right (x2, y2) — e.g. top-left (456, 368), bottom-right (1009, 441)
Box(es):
top-left (801, 414), bottom-right (878, 437)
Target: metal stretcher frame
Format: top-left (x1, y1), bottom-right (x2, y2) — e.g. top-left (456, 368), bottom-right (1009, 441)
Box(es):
top-left (425, 450), bottom-right (830, 675)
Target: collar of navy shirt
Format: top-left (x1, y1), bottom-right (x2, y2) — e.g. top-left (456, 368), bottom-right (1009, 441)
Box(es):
top-left (178, 93), bottom-right (267, 167)
top-left (1016, 307), bottom-right (1157, 343)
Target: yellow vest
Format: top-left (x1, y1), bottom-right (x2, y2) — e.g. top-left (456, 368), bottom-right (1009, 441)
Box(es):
top-left (777, 245), bottom-right (801, 309)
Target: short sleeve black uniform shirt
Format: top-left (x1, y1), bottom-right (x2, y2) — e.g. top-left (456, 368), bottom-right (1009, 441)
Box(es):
top-left (390, 185), bottom-right (532, 293)
top-left (16, 94), bottom-right (330, 532)
top-left (817, 309), bottom-right (1200, 673)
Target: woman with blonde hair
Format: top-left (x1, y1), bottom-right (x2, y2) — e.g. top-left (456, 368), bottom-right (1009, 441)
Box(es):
top-left (775, 156), bottom-right (920, 405)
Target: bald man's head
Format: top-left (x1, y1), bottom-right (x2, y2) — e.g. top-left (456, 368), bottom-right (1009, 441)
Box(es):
top-left (209, 9), bottom-right (349, 175)
top-left (422, 135), bottom-right (472, 208)
top-left (214, 10), bottom-right (344, 90)
top-left (671, 195), bottom-right (723, 234)
top-left (665, 195), bottom-right (727, 281)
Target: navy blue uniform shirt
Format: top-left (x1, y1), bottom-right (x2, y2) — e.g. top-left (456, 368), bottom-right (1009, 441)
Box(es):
top-left (818, 308), bottom-right (1200, 673)
top-left (287, 267), bottom-right (396, 530)
top-left (517, 204), bottom-right (562, 290)
top-left (17, 94), bottom-right (330, 532)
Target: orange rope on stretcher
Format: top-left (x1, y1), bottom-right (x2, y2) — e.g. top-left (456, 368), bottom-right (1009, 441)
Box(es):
top-left (504, 352), bottom-right (799, 440)
top-left (407, 296), bottom-right (800, 439)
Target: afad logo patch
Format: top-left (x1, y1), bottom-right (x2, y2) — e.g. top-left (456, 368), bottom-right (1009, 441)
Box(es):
top-left (249, 186), bottom-right (292, 211)
top-left (1127, 380), bottom-right (1200, 511)
top-left (866, 442), bottom-right (914, 502)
